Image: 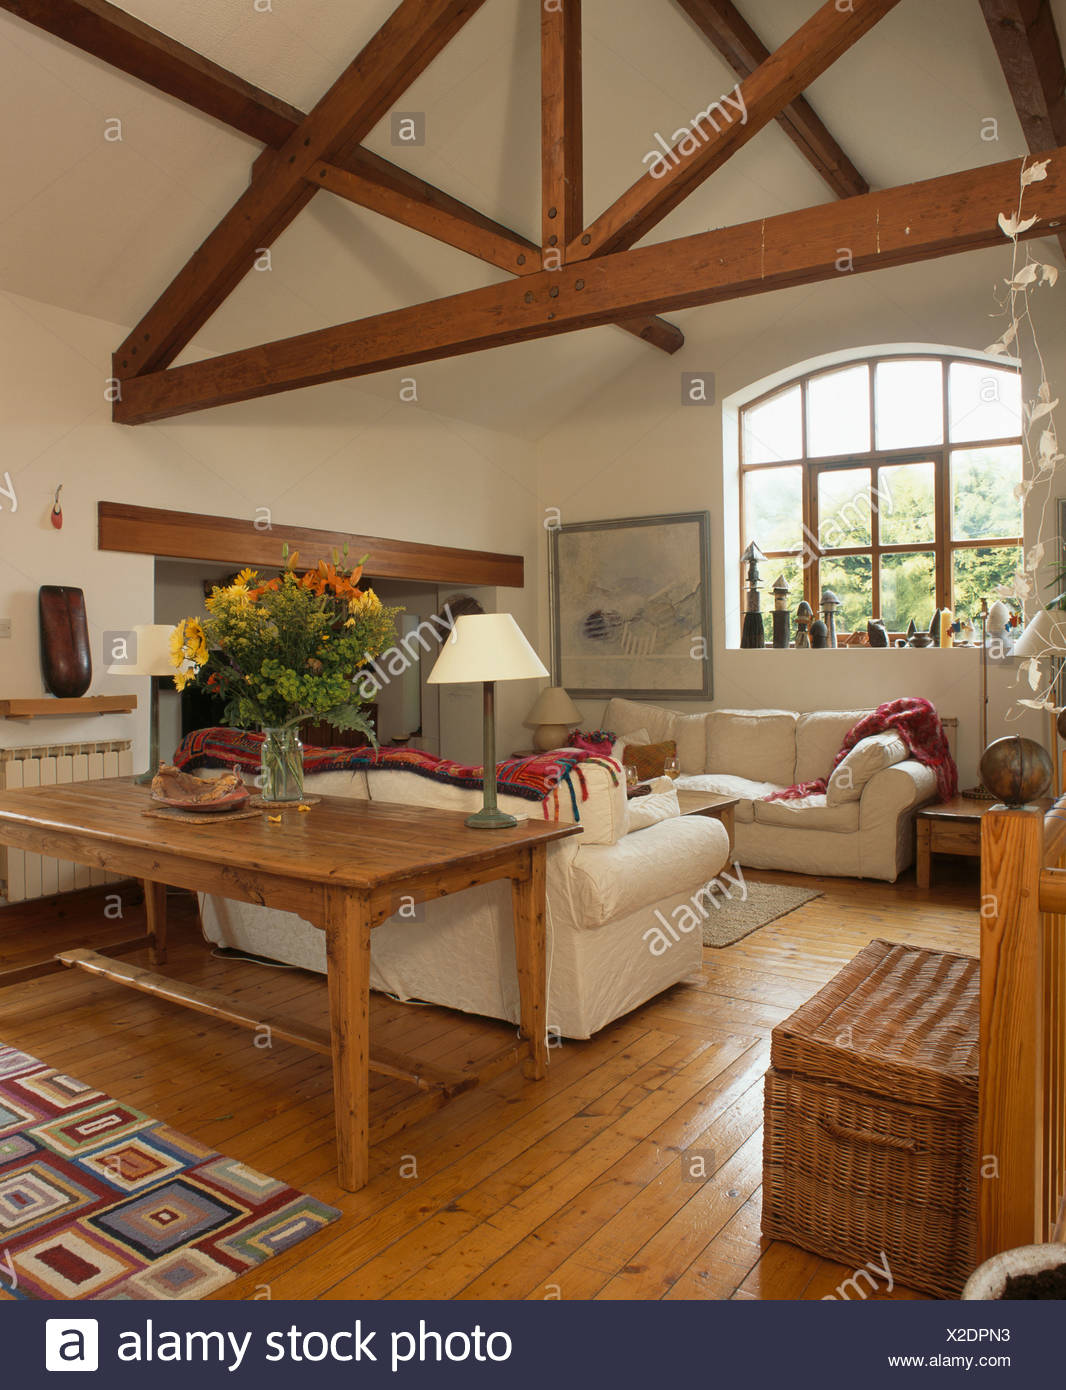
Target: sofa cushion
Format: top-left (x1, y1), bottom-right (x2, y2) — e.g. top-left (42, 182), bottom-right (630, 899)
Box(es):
top-left (794, 708), bottom-right (873, 783)
top-left (753, 793), bottom-right (860, 833)
top-left (826, 733), bottom-right (909, 805)
top-left (675, 772), bottom-right (787, 824)
top-left (604, 697), bottom-right (706, 774)
top-left (626, 785), bottom-right (681, 834)
top-left (570, 816), bottom-right (730, 929)
top-left (705, 709), bottom-right (798, 785)
top-left (611, 727), bottom-right (648, 763)
top-left (623, 739), bottom-right (676, 780)
top-left (364, 762), bottom-right (628, 846)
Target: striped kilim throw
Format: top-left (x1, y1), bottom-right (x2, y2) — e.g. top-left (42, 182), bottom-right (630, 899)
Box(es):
top-left (173, 728), bottom-right (619, 822)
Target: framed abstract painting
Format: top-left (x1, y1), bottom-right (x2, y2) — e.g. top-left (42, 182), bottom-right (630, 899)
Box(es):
top-left (550, 511), bottom-right (712, 699)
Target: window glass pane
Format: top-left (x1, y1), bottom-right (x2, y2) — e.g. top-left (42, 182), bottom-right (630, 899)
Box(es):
top-left (880, 552), bottom-right (936, 632)
top-left (807, 365), bottom-right (871, 457)
top-left (948, 362), bottom-right (1022, 442)
top-left (878, 462), bottom-right (935, 545)
top-left (818, 468), bottom-right (871, 548)
top-left (819, 555), bottom-right (872, 632)
top-left (743, 386), bottom-right (802, 463)
top-left (951, 445), bottom-right (1023, 540)
top-left (952, 546), bottom-right (1022, 622)
top-left (874, 360), bottom-right (944, 449)
top-left (743, 465), bottom-right (803, 553)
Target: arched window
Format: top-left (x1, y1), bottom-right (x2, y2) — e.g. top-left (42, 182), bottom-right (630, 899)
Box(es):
top-left (739, 354), bottom-right (1023, 634)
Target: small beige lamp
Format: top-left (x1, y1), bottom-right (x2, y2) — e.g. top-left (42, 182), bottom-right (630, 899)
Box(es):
top-left (106, 624), bottom-right (177, 784)
top-left (525, 686), bottom-right (581, 752)
top-left (427, 613), bottom-right (548, 828)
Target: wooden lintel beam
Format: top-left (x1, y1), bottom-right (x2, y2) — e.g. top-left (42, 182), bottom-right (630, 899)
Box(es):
top-left (568, 0), bottom-right (900, 262)
top-left (1, 0), bottom-right (681, 355)
top-left (97, 501), bottom-right (525, 588)
top-left (674, 0), bottom-right (868, 199)
top-left (541, 0), bottom-right (583, 251)
top-left (112, 147), bottom-right (1066, 425)
top-left (112, 0), bottom-right (489, 376)
top-left (980, 0), bottom-right (1066, 258)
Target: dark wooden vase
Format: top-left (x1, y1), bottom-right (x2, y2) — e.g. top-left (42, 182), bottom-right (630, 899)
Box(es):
top-left (39, 585), bottom-right (92, 698)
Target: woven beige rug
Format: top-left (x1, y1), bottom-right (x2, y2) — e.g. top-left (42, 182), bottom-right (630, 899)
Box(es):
top-left (703, 882), bottom-right (821, 948)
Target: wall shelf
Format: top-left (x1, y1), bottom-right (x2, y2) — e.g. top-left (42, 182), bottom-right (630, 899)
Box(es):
top-left (0, 696), bottom-right (137, 720)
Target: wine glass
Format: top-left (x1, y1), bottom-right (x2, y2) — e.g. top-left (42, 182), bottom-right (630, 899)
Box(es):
top-left (624, 763), bottom-right (639, 792)
top-left (664, 754), bottom-right (680, 781)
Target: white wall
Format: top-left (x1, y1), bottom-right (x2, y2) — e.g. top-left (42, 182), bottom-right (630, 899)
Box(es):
top-left (0, 289), bottom-right (542, 766)
top-left (535, 244), bottom-right (1066, 784)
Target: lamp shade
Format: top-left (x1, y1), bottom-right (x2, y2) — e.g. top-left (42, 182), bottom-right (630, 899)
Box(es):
top-left (105, 624), bottom-right (176, 677)
top-left (1013, 608), bottom-right (1066, 658)
top-left (426, 613), bottom-right (548, 685)
top-left (525, 685), bottom-right (581, 728)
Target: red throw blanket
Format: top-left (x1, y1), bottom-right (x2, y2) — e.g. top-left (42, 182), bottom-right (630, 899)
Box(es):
top-left (172, 727), bottom-right (619, 823)
top-left (765, 697), bottom-right (958, 803)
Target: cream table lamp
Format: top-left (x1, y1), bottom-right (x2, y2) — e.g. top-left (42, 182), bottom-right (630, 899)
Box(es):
top-left (107, 624), bottom-right (176, 784)
top-left (525, 686), bottom-right (581, 752)
top-left (427, 613), bottom-right (548, 828)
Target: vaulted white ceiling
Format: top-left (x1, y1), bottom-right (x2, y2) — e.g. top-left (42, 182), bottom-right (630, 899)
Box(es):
top-left (0, 0), bottom-right (1062, 437)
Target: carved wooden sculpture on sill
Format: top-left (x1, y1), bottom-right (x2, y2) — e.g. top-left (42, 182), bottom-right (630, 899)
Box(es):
top-left (771, 574), bottom-right (790, 648)
top-left (820, 589), bottom-right (841, 649)
top-left (795, 599), bottom-right (813, 649)
top-left (740, 541), bottom-right (766, 649)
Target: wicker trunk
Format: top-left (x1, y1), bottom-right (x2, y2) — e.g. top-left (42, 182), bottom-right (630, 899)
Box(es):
top-left (762, 938), bottom-right (979, 1299)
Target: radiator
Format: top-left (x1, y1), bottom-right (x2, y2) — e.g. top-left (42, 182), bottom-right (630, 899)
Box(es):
top-left (0, 740), bottom-right (133, 902)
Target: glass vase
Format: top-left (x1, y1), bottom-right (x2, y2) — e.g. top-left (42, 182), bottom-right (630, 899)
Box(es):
top-left (260, 726), bottom-right (304, 803)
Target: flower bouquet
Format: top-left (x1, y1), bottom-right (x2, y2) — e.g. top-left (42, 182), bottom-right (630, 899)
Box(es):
top-left (170, 546), bottom-right (398, 801)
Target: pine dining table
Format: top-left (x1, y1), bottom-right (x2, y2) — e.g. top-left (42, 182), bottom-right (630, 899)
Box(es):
top-left (0, 778), bottom-right (581, 1190)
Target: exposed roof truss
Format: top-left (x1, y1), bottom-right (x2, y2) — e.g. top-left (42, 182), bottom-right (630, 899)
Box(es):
top-left (2, 0), bottom-right (1064, 425)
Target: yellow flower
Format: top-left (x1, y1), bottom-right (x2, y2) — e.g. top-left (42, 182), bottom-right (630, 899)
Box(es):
top-left (236, 568), bottom-right (258, 587)
top-left (173, 668), bottom-right (194, 692)
top-left (170, 618), bottom-right (207, 669)
top-left (350, 589), bottom-right (382, 618)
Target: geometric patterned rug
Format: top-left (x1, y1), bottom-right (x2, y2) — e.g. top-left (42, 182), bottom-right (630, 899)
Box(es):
top-left (0, 1044), bottom-right (340, 1299)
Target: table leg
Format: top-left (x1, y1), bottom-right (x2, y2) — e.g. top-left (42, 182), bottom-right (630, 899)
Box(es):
top-left (718, 805), bottom-right (735, 856)
top-left (511, 844), bottom-right (548, 1081)
top-left (143, 880), bottom-right (167, 965)
top-left (916, 820), bottom-right (931, 889)
top-left (325, 890), bottom-right (371, 1191)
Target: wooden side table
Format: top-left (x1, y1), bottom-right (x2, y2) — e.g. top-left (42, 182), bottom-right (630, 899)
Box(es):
top-left (676, 790), bottom-right (740, 854)
top-left (916, 796), bottom-right (994, 887)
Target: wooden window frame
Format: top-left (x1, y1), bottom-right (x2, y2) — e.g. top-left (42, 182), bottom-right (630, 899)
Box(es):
top-left (739, 353), bottom-right (1023, 630)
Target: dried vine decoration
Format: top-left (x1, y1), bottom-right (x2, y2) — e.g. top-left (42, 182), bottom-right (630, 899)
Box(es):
top-left (984, 156), bottom-right (1063, 715)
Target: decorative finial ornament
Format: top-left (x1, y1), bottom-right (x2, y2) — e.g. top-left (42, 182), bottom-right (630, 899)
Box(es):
top-left (50, 484), bottom-right (63, 530)
top-left (740, 541), bottom-right (767, 649)
top-left (979, 736), bottom-right (1052, 807)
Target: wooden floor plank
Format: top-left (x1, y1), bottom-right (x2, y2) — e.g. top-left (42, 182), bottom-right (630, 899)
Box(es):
top-left (0, 862), bottom-right (978, 1301)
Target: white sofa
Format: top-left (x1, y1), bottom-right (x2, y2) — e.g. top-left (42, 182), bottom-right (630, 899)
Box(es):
top-left (199, 762), bottom-right (730, 1039)
top-left (605, 699), bottom-right (938, 882)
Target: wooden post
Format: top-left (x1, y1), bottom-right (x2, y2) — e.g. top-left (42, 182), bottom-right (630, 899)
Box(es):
top-left (979, 806), bottom-right (1044, 1260)
top-left (325, 889), bottom-right (372, 1191)
top-left (511, 844), bottom-right (549, 1080)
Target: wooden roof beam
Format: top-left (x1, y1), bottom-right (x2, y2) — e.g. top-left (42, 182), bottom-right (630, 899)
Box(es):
top-left (110, 0), bottom-right (490, 377)
top-left (1, 0), bottom-right (679, 356)
top-left (112, 146), bottom-right (1066, 424)
top-left (568, 0), bottom-right (901, 262)
top-left (541, 0), bottom-right (584, 251)
top-left (980, 0), bottom-right (1066, 256)
top-left (674, 0), bottom-right (868, 198)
